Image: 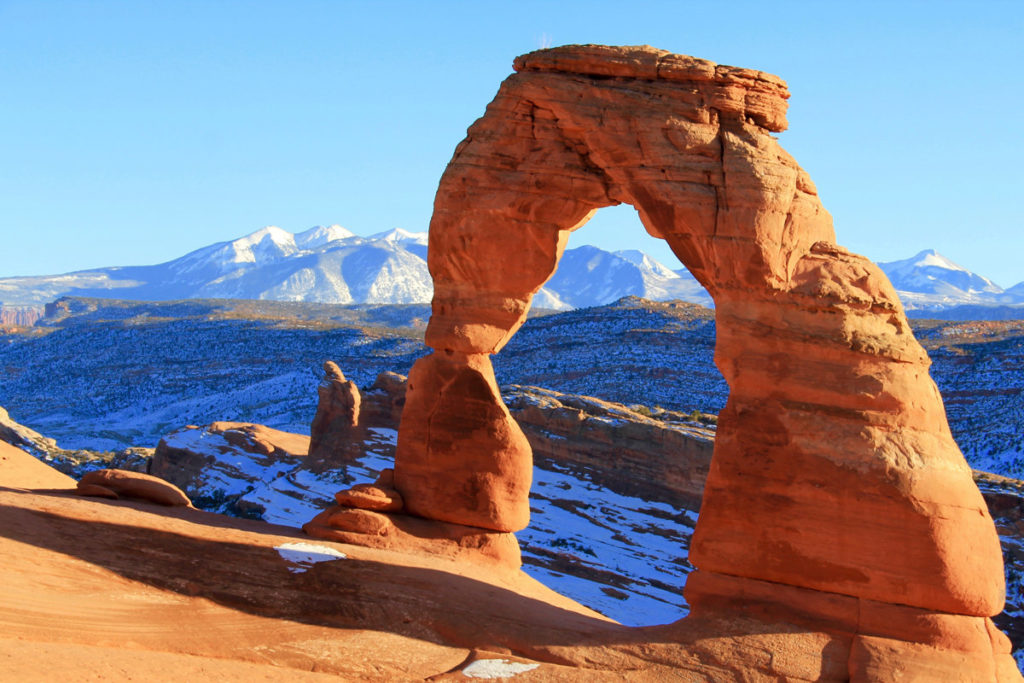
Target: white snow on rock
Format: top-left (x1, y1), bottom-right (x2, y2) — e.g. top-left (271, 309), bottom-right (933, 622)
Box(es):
top-left (274, 541), bottom-right (347, 573)
top-left (294, 224), bottom-right (356, 248)
top-left (461, 659), bottom-right (540, 679)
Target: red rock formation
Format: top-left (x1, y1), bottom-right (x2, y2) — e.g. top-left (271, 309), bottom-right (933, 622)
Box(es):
top-left (209, 421), bottom-right (309, 458)
top-left (151, 422), bottom-right (309, 494)
top-left (334, 482), bottom-right (404, 512)
top-left (0, 305), bottom-right (43, 327)
top-left (76, 468), bottom-right (192, 507)
top-left (506, 385), bottom-right (714, 509)
top-left (305, 467), bottom-right (520, 566)
top-left (356, 44), bottom-right (1013, 678)
top-left (0, 440), bottom-right (74, 489)
top-left (359, 371), bottom-right (406, 427)
top-left (396, 351), bottom-right (532, 532)
top-left (308, 361), bottom-right (362, 467)
top-left (336, 374), bottom-right (716, 509)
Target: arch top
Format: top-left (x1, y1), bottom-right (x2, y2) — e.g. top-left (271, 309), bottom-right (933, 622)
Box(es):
top-left (513, 44), bottom-right (790, 132)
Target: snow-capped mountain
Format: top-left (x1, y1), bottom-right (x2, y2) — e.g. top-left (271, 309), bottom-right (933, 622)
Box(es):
top-left (534, 245), bottom-right (712, 310)
top-left (0, 226), bottom-right (712, 311)
top-left (2, 228), bottom-right (1021, 319)
top-left (881, 250), bottom-right (1000, 294)
top-left (294, 224), bottom-right (356, 249)
top-left (875, 248), bottom-right (1024, 315)
top-left (0, 226), bottom-right (434, 306)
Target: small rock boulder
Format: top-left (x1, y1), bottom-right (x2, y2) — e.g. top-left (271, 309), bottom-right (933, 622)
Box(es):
top-left (77, 469), bottom-right (193, 507)
top-left (335, 483), bottom-right (404, 513)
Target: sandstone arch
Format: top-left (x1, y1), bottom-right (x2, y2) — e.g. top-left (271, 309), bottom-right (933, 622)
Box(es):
top-left (394, 44), bottom-right (1005, 613)
top-left (301, 45), bottom-right (1020, 677)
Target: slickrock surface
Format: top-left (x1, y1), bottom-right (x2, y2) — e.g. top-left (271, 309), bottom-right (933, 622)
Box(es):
top-left (371, 44), bottom-right (1017, 677)
top-left (0, 440), bottom-right (74, 489)
top-left (5, 458), bottom-right (1019, 681)
top-left (0, 460), bottom-right (654, 681)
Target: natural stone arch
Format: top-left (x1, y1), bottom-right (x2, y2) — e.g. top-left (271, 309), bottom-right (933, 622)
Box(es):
top-left (391, 44), bottom-right (1006, 624)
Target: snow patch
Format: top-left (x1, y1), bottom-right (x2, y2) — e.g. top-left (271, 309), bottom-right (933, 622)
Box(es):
top-left (274, 541), bottom-right (347, 573)
top-left (461, 659), bottom-right (540, 679)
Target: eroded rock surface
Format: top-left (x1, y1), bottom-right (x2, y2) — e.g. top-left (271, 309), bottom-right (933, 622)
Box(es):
top-left (76, 468), bottom-right (192, 507)
top-left (0, 405), bottom-right (57, 455)
top-left (371, 44), bottom-right (1015, 678)
top-left (308, 361), bottom-right (362, 468)
top-left (151, 422), bottom-right (309, 510)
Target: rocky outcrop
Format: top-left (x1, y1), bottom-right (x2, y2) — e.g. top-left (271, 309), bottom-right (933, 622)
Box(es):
top-left (0, 406), bottom-right (57, 455)
top-left (336, 373), bottom-right (716, 509)
top-left (308, 361), bottom-right (362, 467)
top-left (333, 44), bottom-right (1015, 678)
top-left (304, 467), bottom-right (520, 567)
top-left (359, 371), bottom-right (407, 427)
top-left (0, 305), bottom-right (43, 327)
top-left (151, 422), bottom-right (308, 504)
top-left (505, 386), bottom-right (714, 509)
top-left (76, 468), bottom-right (193, 507)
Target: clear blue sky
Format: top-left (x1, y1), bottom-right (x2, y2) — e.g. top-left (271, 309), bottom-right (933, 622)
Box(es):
top-left (2, 1), bottom-right (1022, 286)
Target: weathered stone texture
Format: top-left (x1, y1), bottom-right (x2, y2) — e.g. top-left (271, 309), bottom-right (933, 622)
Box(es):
top-left (310, 44), bottom-right (1014, 679)
top-left (308, 361), bottom-right (362, 467)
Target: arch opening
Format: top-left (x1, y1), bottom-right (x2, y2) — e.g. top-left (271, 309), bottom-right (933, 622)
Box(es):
top-left (529, 204), bottom-right (713, 312)
top-left (490, 205), bottom-right (721, 621)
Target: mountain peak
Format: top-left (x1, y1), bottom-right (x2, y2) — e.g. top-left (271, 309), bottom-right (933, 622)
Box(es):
top-left (908, 249), bottom-right (968, 273)
top-left (294, 225), bottom-right (356, 248)
top-left (228, 226), bottom-right (298, 265)
top-left (370, 228), bottom-right (427, 245)
top-left (236, 225), bottom-right (294, 247)
top-left (879, 250), bottom-right (1003, 300)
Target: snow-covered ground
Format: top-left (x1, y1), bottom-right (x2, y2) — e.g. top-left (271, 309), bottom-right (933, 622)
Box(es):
top-left (161, 424), bottom-right (696, 626)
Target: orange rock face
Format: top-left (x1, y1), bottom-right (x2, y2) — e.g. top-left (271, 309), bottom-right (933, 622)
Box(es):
top-left (0, 440), bottom-right (74, 489)
top-left (77, 469), bottom-right (193, 507)
top-left (308, 361), bottom-right (362, 466)
top-left (379, 44), bottom-right (1014, 678)
top-left (396, 351), bottom-right (532, 532)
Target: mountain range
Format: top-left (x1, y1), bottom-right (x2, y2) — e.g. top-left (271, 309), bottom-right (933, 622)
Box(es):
top-left (1, 225), bottom-right (1021, 319)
